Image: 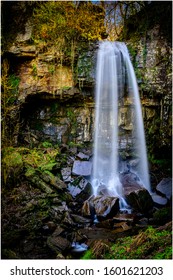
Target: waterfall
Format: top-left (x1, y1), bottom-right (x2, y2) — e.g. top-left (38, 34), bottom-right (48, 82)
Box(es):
top-left (92, 41), bottom-right (150, 202)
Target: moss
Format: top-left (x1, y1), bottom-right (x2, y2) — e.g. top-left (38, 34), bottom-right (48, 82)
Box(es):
top-left (82, 226), bottom-right (172, 259)
top-left (82, 250), bottom-right (94, 260)
top-left (40, 141), bottom-right (53, 148)
top-left (2, 148), bottom-right (23, 168)
top-left (2, 148), bottom-right (24, 186)
top-left (107, 226), bottom-right (172, 259)
top-left (2, 146), bottom-right (60, 188)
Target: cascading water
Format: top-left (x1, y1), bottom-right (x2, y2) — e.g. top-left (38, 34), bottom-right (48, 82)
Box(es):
top-left (92, 41), bottom-right (150, 206)
top-left (122, 44), bottom-right (150, 191)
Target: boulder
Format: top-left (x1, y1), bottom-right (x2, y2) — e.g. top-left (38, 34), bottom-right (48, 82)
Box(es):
top-left (121, 173), bottom-right (153, 213)
top-left (156, 178), bottom-right (172, 200)
top-left (61, 167), bottom-right (72, 182)
top-left (47, 236), bottom-right (71, 254)
top-left (82, 198), bottom-right (95, 218)
top-left (67, 178), bottom-right (92, 201)
top-left (82, 195), bottom-right (119, 220)
top-left (93, 196), bottom-right (120, 219)
top-left (151, 194), bottom-right (168, 208)
top-left (61, 211), bottom-right (75, 227)
top-left (71, 214), bottom-right (92, 225)
top-left (77, 152), bottom-right (89, 160)
top-left (72, 160), bottom-right (92, 176)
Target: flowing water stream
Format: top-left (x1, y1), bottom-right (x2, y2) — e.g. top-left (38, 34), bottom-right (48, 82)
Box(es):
top-left (92, 41), bottom-right (150, 206)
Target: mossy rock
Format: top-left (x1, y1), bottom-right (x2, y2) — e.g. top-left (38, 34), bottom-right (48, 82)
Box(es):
top-left (82, 224), bottom-right (172, 259)
top-left (2, 148), bottom-right (24, 186)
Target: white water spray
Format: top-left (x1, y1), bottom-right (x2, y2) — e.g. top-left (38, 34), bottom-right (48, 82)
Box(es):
top-left (92, 41), bottom-right (150, 203)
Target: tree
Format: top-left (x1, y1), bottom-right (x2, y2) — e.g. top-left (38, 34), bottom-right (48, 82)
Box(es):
top-left (32, 1), bottom-right (106, 84)
top-left (100, 1), bottom-right (147, 40)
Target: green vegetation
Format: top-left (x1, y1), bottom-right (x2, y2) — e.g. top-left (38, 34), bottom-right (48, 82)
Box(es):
top-left (153, 208), bottom-right (172, 226)
top-left (67, 108), bottom-right (77, 134)
top-left (40, 141), bottom-right (53, 148)
top-left (2, 60), bottom-right (20, 107)
top-left (32, 1), bottom-right (105, 84)
top-left (2, 146), bottom-right (60, 187)
top-left (32, 1), bottom-right (105, 43)
top-left (32, 63), bottom-right (37, 76)
top-left (82, 226), bottom-right (172, 259)
top-left (1, 59), bottom-right (21, 146)
top-left (48, 64), bottom-right (55, 75)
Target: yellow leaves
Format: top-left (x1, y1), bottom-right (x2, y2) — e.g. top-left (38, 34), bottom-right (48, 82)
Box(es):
top-left (40, 24), bottom-right (49, 39)
top-left (32, 1), bottom-right (106, 43)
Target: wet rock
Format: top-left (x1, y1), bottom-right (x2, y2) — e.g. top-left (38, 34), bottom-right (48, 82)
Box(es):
top-left (156, 178), bottom-right (172, 200)
top-left (47, 235), bottom-right (71, 254)
top-left (95, 219), bottom-right (114, 229)
top-left (79, 224), bottom-right (133, 241)
top-left (113, 222), bottom-right (132, 232)
top-left (151, 194), bottom-right (168, 207)
top-left (121, 173), bottom-right (153, 213)
top-left (97, 184), bottom-right (110, 196)
top-left (52, 226), bottom-right (65, 237)
top-left (71, 214), bottom-right (92, 225)
top-left (68, 178), bottom-right (92, 201)
top-left (93, 196), bottom-right (120, 219)
top-left (82, 198), bottom-right (95, 218)
top-left (82, 195), bottom-right (119, 219)
top-left (67, 156), bottom-right (75, 165)
top-left (125, 188), bottom-right (153, 214)
top-left (113, 213), bottom-right (138, 223)
top-left (72, 160), bottom-right (92, 176)
top-left (68, 184), bottom-right (82, 198)
top-left (77, 152), bottom-right (89, 160)
top-left (61, 167), bottom-right (72, 183)
top-left (76, 179), bottom-right (92, 201)
top-left (61, 211), bottom-right (75, 227)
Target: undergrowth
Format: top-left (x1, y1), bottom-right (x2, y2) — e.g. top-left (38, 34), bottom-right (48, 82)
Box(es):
top-left (82, 226), bottom-right (172, 259)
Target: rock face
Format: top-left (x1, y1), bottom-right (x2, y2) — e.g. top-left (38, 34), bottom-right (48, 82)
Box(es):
top-left (2, 22), bottom-right (171, 155)
top-left (1, 2), bottom-right (172, 161)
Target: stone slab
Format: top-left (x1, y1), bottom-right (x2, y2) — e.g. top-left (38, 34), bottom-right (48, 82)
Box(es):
top-left (72, 160), bottom-right (92, 176)
top-left (156, 178), bottom-right (172, 200)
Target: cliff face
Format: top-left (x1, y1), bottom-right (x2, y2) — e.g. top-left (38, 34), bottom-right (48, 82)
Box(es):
top-left (2, 2), bottom-right (172, 159)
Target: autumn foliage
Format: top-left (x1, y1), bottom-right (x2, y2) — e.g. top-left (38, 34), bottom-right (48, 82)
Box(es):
top-left (32, 1), bottom-right (106, 43)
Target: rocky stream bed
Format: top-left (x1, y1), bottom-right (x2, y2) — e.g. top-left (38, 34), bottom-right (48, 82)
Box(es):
top-left (1, 144), bottom-right (172, 259)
